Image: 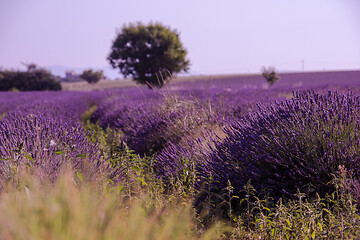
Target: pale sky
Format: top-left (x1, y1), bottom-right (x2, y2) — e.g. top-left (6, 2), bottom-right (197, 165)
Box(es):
top-left (0, 0), bottom-right (359, 77)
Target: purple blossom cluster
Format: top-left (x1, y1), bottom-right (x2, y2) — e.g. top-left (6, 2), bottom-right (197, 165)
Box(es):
top-left (91, 91), bottom-right (219, 156)
top-left (203, 90), bottom-right (360, 199)
top-left (154, 137), bottom-right (211, 187)
top-left (0, 90), bottom-right (123, 187)
top-left (0, 91), bottom-right (107, 122)
top-left (0, 113), bottom-right (105, 187)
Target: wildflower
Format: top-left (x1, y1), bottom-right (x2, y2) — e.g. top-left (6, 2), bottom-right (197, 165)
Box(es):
top-left (49, 140), bottom-right (56, 147)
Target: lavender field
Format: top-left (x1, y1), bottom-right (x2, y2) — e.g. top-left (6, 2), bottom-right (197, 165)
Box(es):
top-left (1, 70), bottom-right (360, 239)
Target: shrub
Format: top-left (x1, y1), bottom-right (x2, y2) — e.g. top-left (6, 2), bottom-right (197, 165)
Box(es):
top-left (261, 66), bottom-right (280, 86)
top-left (92, 93), bottom-right (215, 157)
top-left (0, 64), bottom-right (61, 91)
top-left (154, 141), bottom-right (203, 195)
top-left (204, 90), bottom-right (360, 200)
top-left (0, 113), bottom-right (110, 188)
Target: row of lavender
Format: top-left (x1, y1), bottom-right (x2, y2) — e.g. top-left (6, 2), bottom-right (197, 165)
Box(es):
top-left (1, 71), bottom-right (359, 200)
top-left (0, 90), bottom-right (120, 188)
top-left (0, 82), bottom-right (277, 190)
top-left (90, 73), bottom-right (360, 201)
top-left (204, 90), bottom-right (360, 199)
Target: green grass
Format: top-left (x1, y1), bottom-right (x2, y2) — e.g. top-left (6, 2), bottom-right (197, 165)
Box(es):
top-left (1, 159), bottom-right (359, 239)
top-left (0, 168), bottom-right (226, 240)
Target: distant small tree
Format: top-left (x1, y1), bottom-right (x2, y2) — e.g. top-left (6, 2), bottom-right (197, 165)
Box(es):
top-left (25, 63), bottom-right (37, 72)
top-left (80, 69), bottom-right (104, 86)
top-left (261, 66), bottom-right (280, 86)
top-left (108, 22), bottom-right (190, 88)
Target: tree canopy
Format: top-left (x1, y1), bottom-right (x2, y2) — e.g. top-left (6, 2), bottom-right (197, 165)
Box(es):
top-left (261, 66), bottom-right (280, 86)
top-left (108, 22), bottom-right (190, 88)
top-left (80, 69), bottom-right (104, 85)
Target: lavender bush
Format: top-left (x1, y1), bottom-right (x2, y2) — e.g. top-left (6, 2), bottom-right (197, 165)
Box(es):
top-left (92, 91), bottom-right (218, 156)
top-left (0, 90), bottom-right (124, 188)
top-left (0, 113), bottom-right (108, 188)
top-left (205, 90), bottom-right (360, 200)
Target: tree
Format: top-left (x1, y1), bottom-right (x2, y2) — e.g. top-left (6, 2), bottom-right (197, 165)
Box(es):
top-left (107, 22), bottom-right (190, 88)
top-left (80, 69), bottom-right (104, 86)
top-left (261, 66), bottom-right (280, 86)
top-left (0, 64), bottom-right (61, 91)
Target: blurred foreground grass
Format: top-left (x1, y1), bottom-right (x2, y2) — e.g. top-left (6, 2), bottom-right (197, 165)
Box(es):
top-left (0, 168), bottom-right (224, 240)
top-left (1, 158), bottom-right (360, 239)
